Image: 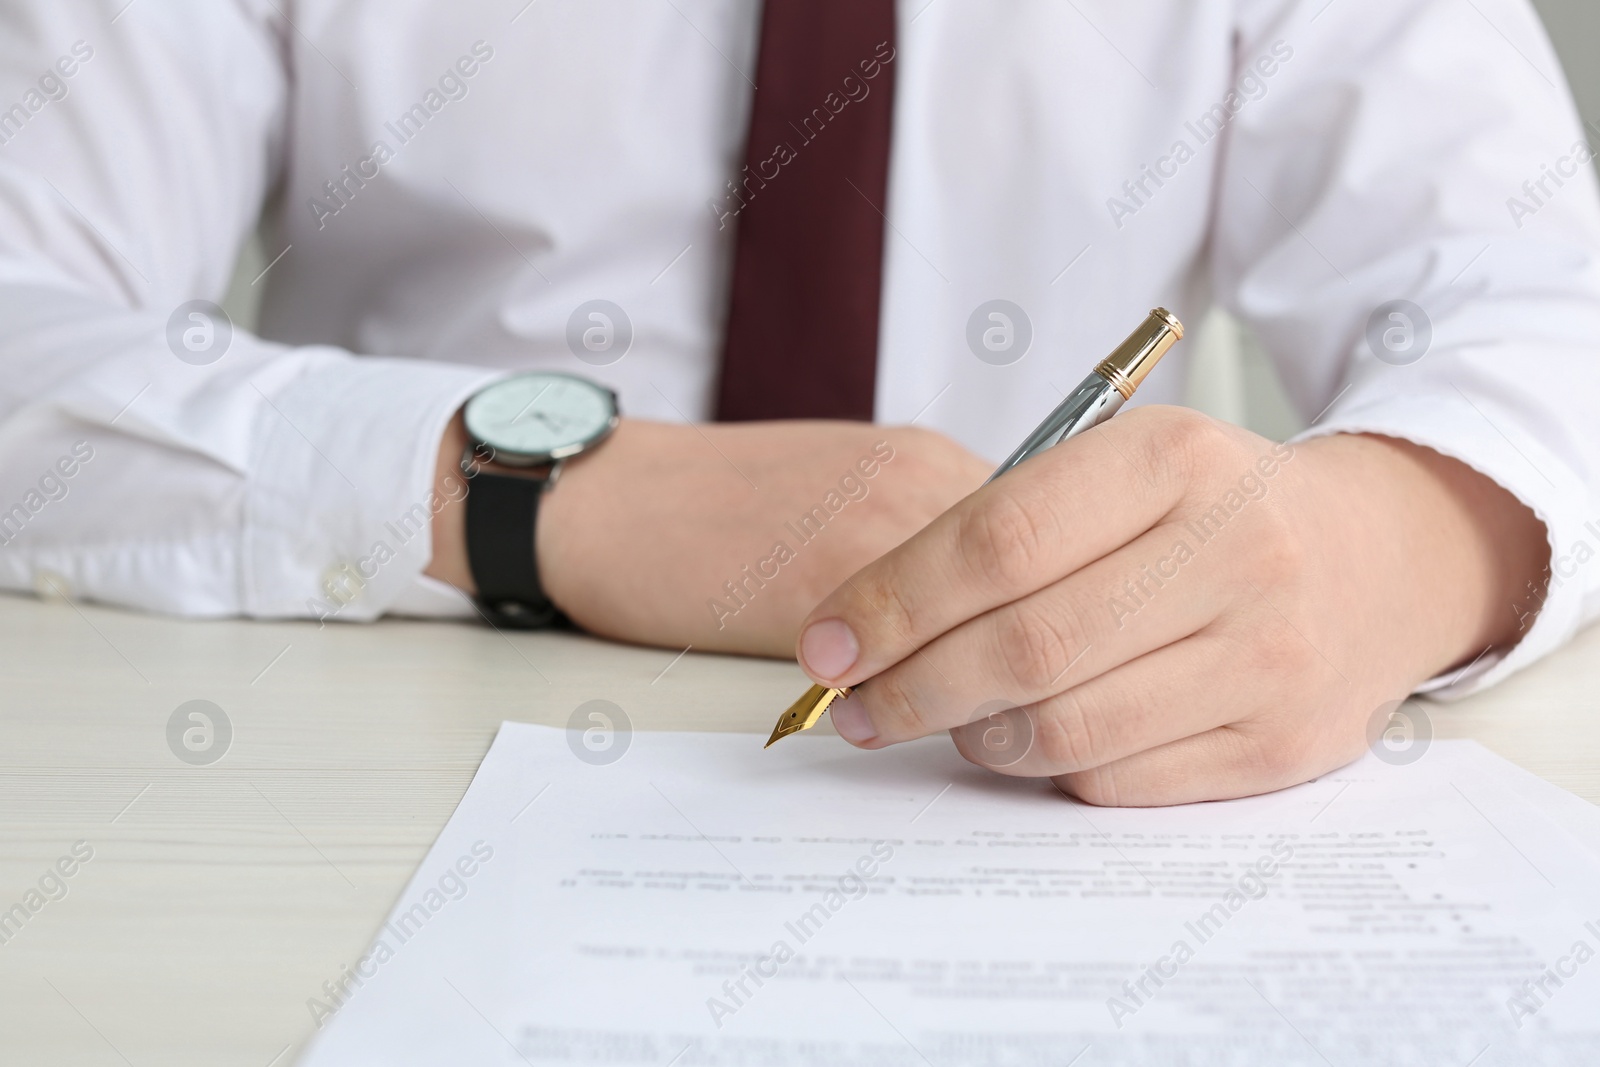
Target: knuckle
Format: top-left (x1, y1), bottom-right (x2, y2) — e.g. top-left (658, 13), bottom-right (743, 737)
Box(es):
top-left (1242, 622), bottom-right (1316, 682)
top-left (862, 670), bottom-right (932, 739)
top-left (1247, 507), bottom-right (1307, 585)
top-left (1058, 765), bottom-right (1123, 808)
top-left (847, 570), bottom-right (923, 647)
top-left (892, 424), bottom-right (940, 452)
top-left (958, 489), bottom-right (1053, 592)
top-left (994, 600), bottom-right (1085, 694)
top-left (1133, 405), bottom-right (1232, 481)
top-left (1239, 725), bottom-right (1314, 785)
top-left (891, 427), bottom-right (976, 488)
top-left (1034, 689), bottom-right (1104, 772)
top-left (900, 425), bottom-right (955, 465)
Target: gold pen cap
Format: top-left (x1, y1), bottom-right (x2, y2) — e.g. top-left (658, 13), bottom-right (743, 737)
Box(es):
top-left (1093, 308), bottom-right (1184, 400)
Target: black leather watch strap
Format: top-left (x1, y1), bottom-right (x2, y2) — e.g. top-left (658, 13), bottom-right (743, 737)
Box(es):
top-left (464, 467), bottom-right (566, 629)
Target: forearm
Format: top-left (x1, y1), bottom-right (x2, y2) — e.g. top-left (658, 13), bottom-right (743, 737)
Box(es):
top-left (426, 415), bottom-right (989, 653)
top-left (0, 276), bottom-right (495, 617)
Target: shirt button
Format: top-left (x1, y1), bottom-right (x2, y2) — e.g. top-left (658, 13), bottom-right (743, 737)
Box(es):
top-left (34, 569), bottom-right (73, 600)
top-left (321, 562), bottom-right (366, 604)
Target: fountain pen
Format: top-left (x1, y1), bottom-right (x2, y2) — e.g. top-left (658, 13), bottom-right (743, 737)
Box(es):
top-left (764, 307), bottom-right (1185, 748)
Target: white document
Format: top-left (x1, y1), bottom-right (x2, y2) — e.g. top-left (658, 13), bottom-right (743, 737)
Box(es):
top-left (299, 724), bottom-right (1600, 1066)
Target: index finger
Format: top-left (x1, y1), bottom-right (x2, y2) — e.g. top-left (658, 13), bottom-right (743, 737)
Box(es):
top-left (795, 405), bottom-right (1194, 688)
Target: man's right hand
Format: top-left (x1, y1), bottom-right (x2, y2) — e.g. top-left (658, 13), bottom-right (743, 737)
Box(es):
top-left (427, 416), bottom-right (989, 655)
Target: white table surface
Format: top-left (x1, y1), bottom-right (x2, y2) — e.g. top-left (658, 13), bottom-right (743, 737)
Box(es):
top-left (0, 593), bottom-right (1595, 1065)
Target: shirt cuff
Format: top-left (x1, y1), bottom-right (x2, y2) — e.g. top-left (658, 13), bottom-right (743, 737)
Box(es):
top-left (389, 573), bottom-right (479, 619)
top-left (1292, 392), bottom-right (1587, 700)
top-left (243, 351), bottom-right (503, 621)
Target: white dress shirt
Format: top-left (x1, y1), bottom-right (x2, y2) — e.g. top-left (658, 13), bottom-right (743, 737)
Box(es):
top-left (0, 0), bottom-right (1597, 698)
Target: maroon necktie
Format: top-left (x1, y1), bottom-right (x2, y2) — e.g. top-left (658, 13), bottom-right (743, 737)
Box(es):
top-left (714, 0), bottom-right (897, 422)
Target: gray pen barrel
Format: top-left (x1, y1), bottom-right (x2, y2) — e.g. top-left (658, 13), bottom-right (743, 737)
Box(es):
top-left (984, 370), bottom-right (1123, 485)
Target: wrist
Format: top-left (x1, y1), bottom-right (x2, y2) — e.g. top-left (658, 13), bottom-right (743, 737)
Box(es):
top-left (425, 410), bottom-right (475, 593)
top-left (533, 418), bottom-right (634, 621)
top-left (1302, 433), bottom-right (1549, 675)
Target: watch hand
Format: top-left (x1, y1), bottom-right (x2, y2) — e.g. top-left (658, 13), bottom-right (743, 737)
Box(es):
top-left (517, 410), bottom-right (561, 432)
top-left (509, 382), bottom-right (556, 424)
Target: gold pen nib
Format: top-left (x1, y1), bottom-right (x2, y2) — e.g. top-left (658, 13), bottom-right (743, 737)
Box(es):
top-left (764, 684), bottom-right (855, 748)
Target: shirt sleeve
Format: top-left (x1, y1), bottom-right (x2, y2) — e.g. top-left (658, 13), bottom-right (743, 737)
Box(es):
top-left (1212, 0), bottom-right (1600, 696)
top-left (0, 0), bottom-right (499, 620)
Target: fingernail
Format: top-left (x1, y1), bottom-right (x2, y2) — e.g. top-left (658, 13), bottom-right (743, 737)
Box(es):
top-left (829, 698), bottom-right (878, 745)
top-left (799, 618), bottom-right (859, 681)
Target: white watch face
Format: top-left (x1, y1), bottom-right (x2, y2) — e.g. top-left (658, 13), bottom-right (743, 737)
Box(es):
top-left (464, 373), bottom-right (617, 462)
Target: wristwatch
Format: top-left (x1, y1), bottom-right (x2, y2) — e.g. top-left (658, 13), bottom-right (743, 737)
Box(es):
top-left (460, 372), bottom-right (619, 628)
